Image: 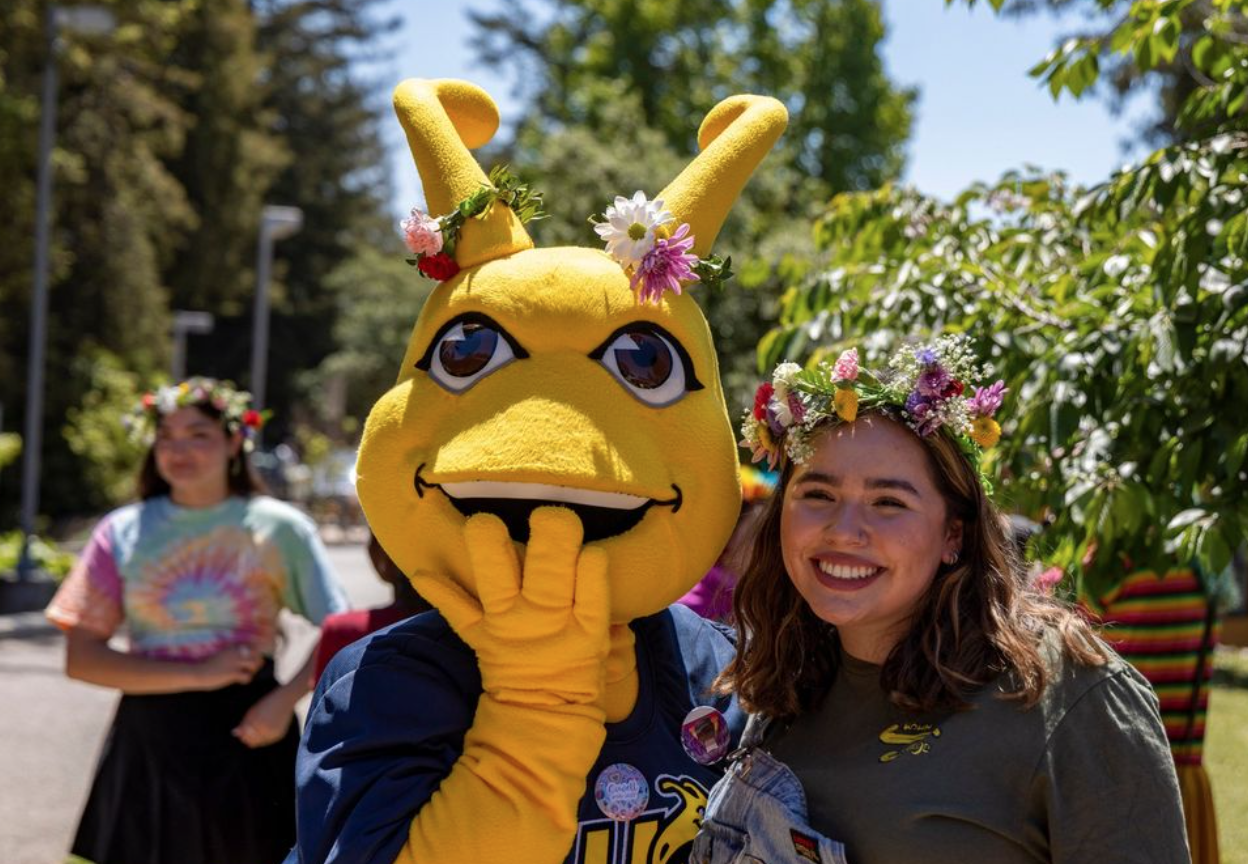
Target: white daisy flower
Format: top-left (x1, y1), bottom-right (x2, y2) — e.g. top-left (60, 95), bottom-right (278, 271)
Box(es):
top-left (155, 386), bottom-right (181, 414)
top-left (594, 191), bottom-right (674, 266)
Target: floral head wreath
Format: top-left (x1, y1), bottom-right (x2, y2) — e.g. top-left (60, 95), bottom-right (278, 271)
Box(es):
top-left (401, 165), bottom-right (546, 283)
top-left (400, 172), bottom-right (730, 304)
top-left (740, 335), bottom-right (1007, 487)
top-left (592, 191), bottom-right (733, 304)
top-left (124, 377), bottom-right (267, 451)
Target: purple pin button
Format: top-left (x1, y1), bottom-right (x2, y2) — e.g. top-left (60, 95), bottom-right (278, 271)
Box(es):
top-left (681, 705), bottom-right (730, 765)
top-left (594, 763), bottom-right (650, 821)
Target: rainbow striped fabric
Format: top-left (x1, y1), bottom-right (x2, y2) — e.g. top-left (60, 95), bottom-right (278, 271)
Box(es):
top-left (1084, 568), bottom-right (1219, 765)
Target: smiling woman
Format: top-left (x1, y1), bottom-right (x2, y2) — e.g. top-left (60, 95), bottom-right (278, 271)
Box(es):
top-left (779, 417), bottom-right (962, 666)
top-left (694, 343), bottom-right (1191, 864)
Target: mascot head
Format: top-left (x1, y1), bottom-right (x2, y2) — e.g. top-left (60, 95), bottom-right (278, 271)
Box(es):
top-left (358, 79), bottom-right (786, 623)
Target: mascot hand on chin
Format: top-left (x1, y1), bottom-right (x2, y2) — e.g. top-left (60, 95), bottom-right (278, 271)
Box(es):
top-left (290, 78), bottom-right (786, 864)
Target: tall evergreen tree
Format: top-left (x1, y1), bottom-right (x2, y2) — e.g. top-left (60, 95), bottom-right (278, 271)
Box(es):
top-left (250, 0), bottom-right (397, 434)
top-left (164, 0), bottom-right (288, 316)
top-left (0, 0), bottom-right (196, 519)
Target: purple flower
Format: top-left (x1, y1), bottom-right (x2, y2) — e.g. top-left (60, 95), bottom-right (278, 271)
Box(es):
top-left (967, 380), bottom-right (1007, 418)
top-left (905, 391), bottom-right (930, 419)
top-left (916, 365), bottom-right (951, 398)
top-left (766, 404), bottom-right (786, 437)
top-left (631, 223), bottom-right (700, 304)
top-left (903, 393), bottom-right (940, 435)
top-left (916, 347), bottom-right (939, 366)
top-left (788, 392), bottom-right (807, 424)
top-left (915, 413), bottom-right (945, 436)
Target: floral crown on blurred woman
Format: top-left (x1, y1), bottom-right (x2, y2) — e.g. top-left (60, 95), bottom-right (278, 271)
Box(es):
top-left (740, 335), bottom-right (1007, 479)
top-left (124, 377), bottom-right (267, 451)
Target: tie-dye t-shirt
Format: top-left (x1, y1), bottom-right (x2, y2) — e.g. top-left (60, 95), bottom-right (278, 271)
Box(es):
top-left (47, 496), bottom-right (348, 660)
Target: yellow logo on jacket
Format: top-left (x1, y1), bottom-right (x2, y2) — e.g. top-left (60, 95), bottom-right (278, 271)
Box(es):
top-left (573, 774), bottom-right (708, 864)
top-left (878, 722), bottom-right (941, 762)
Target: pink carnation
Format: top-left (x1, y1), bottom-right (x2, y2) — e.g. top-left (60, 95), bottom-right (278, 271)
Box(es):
top-left (967, 380), bottom-right (1007, 418)
top-left (832, 348), bottom-right (858, 381)
top-left (631, 223), bottom-right (700, 304)
top-left (400, 208), bottom-right (443, 256)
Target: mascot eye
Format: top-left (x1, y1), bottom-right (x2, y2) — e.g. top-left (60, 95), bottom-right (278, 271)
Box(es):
top-left (592, 324), bottom-right (703, 407)
top-left (417, 315), bottom-right (526, 393)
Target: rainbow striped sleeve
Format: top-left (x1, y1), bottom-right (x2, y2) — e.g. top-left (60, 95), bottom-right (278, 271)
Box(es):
top-left (1084, 568), bottom-right (1218, 766)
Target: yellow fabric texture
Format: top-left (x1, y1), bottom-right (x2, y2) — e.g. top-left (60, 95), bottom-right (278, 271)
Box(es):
top-left (658, 94), bottom-right (788, 257)
top-left (1176, 764), bottom-right (1217, 864)
top-left (356, 78), bottom-right (786, 864)
top-left (393, 79), bottom-right (533, 269)
top-left (367, 246), bottom-right (747, 624)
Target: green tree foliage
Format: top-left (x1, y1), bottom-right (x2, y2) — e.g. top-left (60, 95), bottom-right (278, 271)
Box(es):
top-left (766, 0), bottom-right (1248, 599)
top-left (63, 348), bottom-right (150, 507)
top-left (252, 0), bottom-right (397, 432)
top-left (0, 0), bottom-right (196, 520)
top-left (992, 0), bottom-right (1248, 144)
top-left (1, 0), bottom-right (396, 520)
top-left (466, 0), bottom-right (913, 407)
top-left (0, 434), bottom-right (20, 473)
top-left (164, 0), bottom-right (289, 316)
top-left (0, 530), bottom-right (75, 579)
top-left (301, 246), bottom-right (433, 426)
top-left (471, 0), bottom-right (914, 201)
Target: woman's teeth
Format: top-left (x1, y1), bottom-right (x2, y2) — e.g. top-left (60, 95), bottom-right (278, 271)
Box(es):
top-left (817, 561), bottom-right (880, 580)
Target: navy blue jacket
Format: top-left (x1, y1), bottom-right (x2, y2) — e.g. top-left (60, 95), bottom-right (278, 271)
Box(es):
top-left (290, 603), bottom-right (743, 864)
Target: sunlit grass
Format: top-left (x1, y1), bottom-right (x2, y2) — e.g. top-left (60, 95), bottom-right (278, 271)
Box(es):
top-left (1207, 647), bottom-right (1248, 864)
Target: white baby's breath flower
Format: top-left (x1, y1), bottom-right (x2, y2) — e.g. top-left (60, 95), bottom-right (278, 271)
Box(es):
top-left (594, 191), bottom-right (674, 266)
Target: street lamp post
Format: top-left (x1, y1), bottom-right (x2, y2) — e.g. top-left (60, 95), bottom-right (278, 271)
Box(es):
top-left (16, 4), bottom-right (116, 582)
top-left (170, 310), bottom-right (215, 381)
top-left (250, 205), bottom-right (303, 412)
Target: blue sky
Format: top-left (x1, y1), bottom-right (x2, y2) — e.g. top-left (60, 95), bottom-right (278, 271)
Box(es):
top-left (377, 0), bottom-right (1154, 217)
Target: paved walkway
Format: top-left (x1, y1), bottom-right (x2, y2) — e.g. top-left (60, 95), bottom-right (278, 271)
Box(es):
top-left (0, 542), bottom-right (382, 864)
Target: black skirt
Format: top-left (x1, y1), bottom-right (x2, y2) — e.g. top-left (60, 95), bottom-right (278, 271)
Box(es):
top-left (71, 660), bottom-right (298, 864)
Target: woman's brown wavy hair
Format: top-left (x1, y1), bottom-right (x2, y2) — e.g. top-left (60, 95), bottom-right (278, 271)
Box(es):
top-left (137, 404), bottom-right (265, 500)
top-left (716, 412), bottom-right (1106, 718)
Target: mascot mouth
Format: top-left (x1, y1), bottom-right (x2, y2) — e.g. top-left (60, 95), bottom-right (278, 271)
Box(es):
top-left (415, 465), bottom-right (682, 543)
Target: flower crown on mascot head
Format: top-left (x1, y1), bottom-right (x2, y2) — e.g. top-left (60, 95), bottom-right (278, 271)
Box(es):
top-left (354, 78), bottom-right (785, 864)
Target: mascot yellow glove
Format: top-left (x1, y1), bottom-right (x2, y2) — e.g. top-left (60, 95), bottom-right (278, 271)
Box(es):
top-left (393, 508), bottom-right (609, 863)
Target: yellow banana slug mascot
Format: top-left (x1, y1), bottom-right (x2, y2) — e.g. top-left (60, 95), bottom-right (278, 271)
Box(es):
top-left (290, 79), bottom-right (785, 864)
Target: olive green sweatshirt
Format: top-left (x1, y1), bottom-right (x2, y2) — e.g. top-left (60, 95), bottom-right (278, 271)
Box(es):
top-left (768, 642), bottom-right (1190, 863)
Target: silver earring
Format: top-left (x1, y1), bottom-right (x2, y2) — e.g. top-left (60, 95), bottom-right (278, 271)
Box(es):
top-left (946, 551), bottom-right (959, 566)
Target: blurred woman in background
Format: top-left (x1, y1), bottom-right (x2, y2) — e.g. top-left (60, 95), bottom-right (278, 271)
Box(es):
top-left (46, 378), bottom-right (348, 864)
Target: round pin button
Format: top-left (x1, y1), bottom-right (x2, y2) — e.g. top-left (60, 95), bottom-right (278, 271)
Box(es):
top-left (681, 705), bottom-right (730, 765)
top-left (594, 763), bottom-right (650, 821)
